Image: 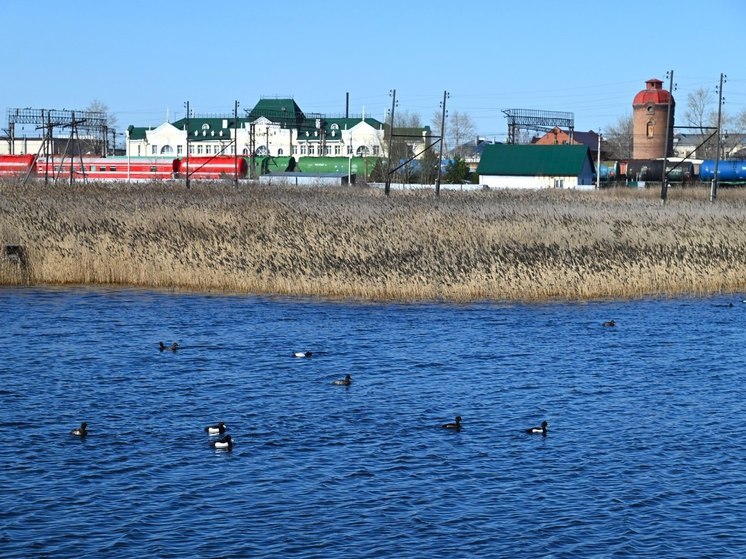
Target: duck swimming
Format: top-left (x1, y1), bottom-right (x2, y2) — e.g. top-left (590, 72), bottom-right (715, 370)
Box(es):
top-left (526, 420), bottom-right (548, 435)
top-left (70, 422), bottom-right (88, 436)
top-left (205, 422), bottom-right (227, 435)
top-left (293, 351), bottom-right (312, 358)
top-left (602, 320), bottom-right (616, 327)
top-left (212, 435), bottom-right (233, 450)
top-left (441, 416), bottom-right (462, 430)
top-left (332, 374), bottom-right (352, 386)
top-left (159, 341), bottom-right (179, 351)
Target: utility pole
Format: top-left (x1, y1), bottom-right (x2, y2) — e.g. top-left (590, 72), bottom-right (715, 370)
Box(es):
top-left (249, 123), bottom-right (256, 179)
top-left (596, 130), bottom-right (602, 190)
top-left (661, 70), bottom-right (674, 203)
top-left (436, 90), bottom-right (448, 196)
top-left (384, 89), bottom-right (396, 196)
top-left (184, 101), bottom-right (190, 189)
top-left (234, 100), bottom-right (239, 188)
top-left (710, 73), bottom-right (726, 203)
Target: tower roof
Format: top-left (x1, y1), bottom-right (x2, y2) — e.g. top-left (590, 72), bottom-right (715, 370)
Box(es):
top-left (633, 78), bottom-right (674, 106)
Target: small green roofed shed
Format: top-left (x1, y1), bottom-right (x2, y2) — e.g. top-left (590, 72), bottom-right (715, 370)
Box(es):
top-left (477, 144), bottom-right (596, 190)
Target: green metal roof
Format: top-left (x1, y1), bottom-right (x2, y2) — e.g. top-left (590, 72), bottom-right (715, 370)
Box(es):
top-left (171, 117), bottom-right (241, 135)
top-left (126, 125), bottom-right (148, 140)
top-left (247, 98), bottom-right (305, 128)
top-left (477, 144), bottom-right (593, 176)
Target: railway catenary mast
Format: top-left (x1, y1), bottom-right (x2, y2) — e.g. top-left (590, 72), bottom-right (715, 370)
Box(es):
top-left (6, 107), bottom-right (110, 156)
top-left (502, 109), bottom-right (574, 144)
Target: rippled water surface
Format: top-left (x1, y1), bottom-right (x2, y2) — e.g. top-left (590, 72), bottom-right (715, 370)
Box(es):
top-left (2, 287), bottom-right (746, 558)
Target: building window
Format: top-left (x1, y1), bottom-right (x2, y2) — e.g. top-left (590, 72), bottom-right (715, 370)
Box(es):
top-left (151, 145), bottom-right (157, 155)
top-left (278, 148), bottom-right (284, 156)
top-left (201, 123), bottom-right (210, 130)
top-left (206, 145), bottom-right (211, 154)
top-left (309, 145), bottom-right (315, 155)
top-left (300, 145), bottom-right (307, 155)
top-left (347, 145), bottom-right (353, 155)
top-left (334, 145), bottom-right (340, 155)
top-left (161, 145), bottom-right (173, 154)
top-left (197, 145), bottom-right (203, 154)
top-left (647, 121), bottom-right (654, 138)
top-left (177, 145), bottom-right (183, 155)
top-left (189, 145), bottom-right (195, 154)
top-left (292, 146), bottom-right (298, 155)
top-left (137, 145), bottom-right (141, 156)
top-left (324, 146), bottom-right (330, 155)
top-left (373, 146), bottom-right (380, 155)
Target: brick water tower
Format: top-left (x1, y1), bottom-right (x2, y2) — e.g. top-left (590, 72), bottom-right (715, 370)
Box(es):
top-left (632, 78), bottom-right (675, 159)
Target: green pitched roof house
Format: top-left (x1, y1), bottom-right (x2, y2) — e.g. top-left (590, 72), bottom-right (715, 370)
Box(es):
top-left (477, 144), bottom-right (596, 189)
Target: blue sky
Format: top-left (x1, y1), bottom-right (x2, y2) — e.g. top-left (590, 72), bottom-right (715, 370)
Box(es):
top-left (3, 0), bottom-right (744, 142)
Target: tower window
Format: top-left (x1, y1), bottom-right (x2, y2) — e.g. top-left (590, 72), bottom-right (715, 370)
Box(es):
top-left (647, 121), bottom-right (654, 138)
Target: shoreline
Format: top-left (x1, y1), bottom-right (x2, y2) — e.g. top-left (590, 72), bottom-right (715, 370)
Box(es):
top-left (3, 180), bottom-right (746, 303)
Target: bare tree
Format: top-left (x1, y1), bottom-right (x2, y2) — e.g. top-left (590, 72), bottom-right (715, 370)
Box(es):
top-left (603, 114), bottom-right (634, 160)
top-left (431, 109), bottom-right (445, 153)
top-left (448, 111), bottom-right (476, 158)
top-left (738, 109), bottom-right (746, 132)
top-left (86, 99), bottom-right (118, 154)
top-left (684, 88), bottom-right (744, 159)
top-left (685, 87), bottom-right (713, 131)
top-left (684, 87), bottom-right (722, 159)
top-left (386, 110), bottom-right (424, 182)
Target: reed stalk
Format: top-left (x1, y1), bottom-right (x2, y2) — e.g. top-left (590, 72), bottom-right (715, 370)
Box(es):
top-left (2, 178), bottom-right (746, 302)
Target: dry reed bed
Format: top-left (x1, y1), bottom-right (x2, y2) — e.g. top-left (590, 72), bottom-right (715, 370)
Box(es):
top-left (2, 179), bottom-right (746, 301)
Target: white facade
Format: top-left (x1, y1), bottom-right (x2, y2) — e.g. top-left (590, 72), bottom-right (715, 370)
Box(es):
top-left (136, 122), bottom-right (186, 157)
top-left (479, 174), bottom-right (594, 190)
top-left (126, 118), bottom-right (387, 160)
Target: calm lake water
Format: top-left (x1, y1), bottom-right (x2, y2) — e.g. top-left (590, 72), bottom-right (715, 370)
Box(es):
top-left (2, 286), bottom-right (746, 558)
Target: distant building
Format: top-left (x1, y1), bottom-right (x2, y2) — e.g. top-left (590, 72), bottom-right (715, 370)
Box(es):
top-left (532, 127), bottom-right (600, 161)
top-left (673, 132), bottom-right (746, 160)
top-left (454, 137), bottom-right (499, 172)
top-left (477, 144), bottom-right (595, 189)
top-left (125, 97), bottom-right (430, 162)
top-left (632, 78), bottom-right (675, 159)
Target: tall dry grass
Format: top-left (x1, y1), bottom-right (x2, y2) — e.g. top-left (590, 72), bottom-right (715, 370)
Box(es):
top-left (2, 178), bottom-right (746, 301)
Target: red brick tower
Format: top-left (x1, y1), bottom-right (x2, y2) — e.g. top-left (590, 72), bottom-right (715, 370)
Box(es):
top-left (632, 78), bottom-right (675, 159)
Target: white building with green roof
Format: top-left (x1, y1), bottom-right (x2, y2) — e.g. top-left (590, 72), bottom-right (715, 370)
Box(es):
top-left (125, 97), bottom-right (428, 163)
top-left (477, 144), bottom-right (595, 189)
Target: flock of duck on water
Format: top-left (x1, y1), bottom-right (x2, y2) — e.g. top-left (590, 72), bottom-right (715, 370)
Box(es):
top-left (68, 323), bottom-right (620, 447)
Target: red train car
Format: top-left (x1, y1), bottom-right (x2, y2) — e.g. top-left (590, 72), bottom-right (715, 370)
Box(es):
top-left (0, 154), bottom-right (247, 182)
top-left (174, 156), bottom-right (248, 179)
top-left (35, 157), bottom-right (177, 182)
top-left (0, 154), bottom-right (37, 176)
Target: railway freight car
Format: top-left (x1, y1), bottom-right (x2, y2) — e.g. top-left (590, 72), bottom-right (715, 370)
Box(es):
top-left (699, 160), bottom-right (746, 183)
top-left (626, 159), bottom-right (694, 183)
